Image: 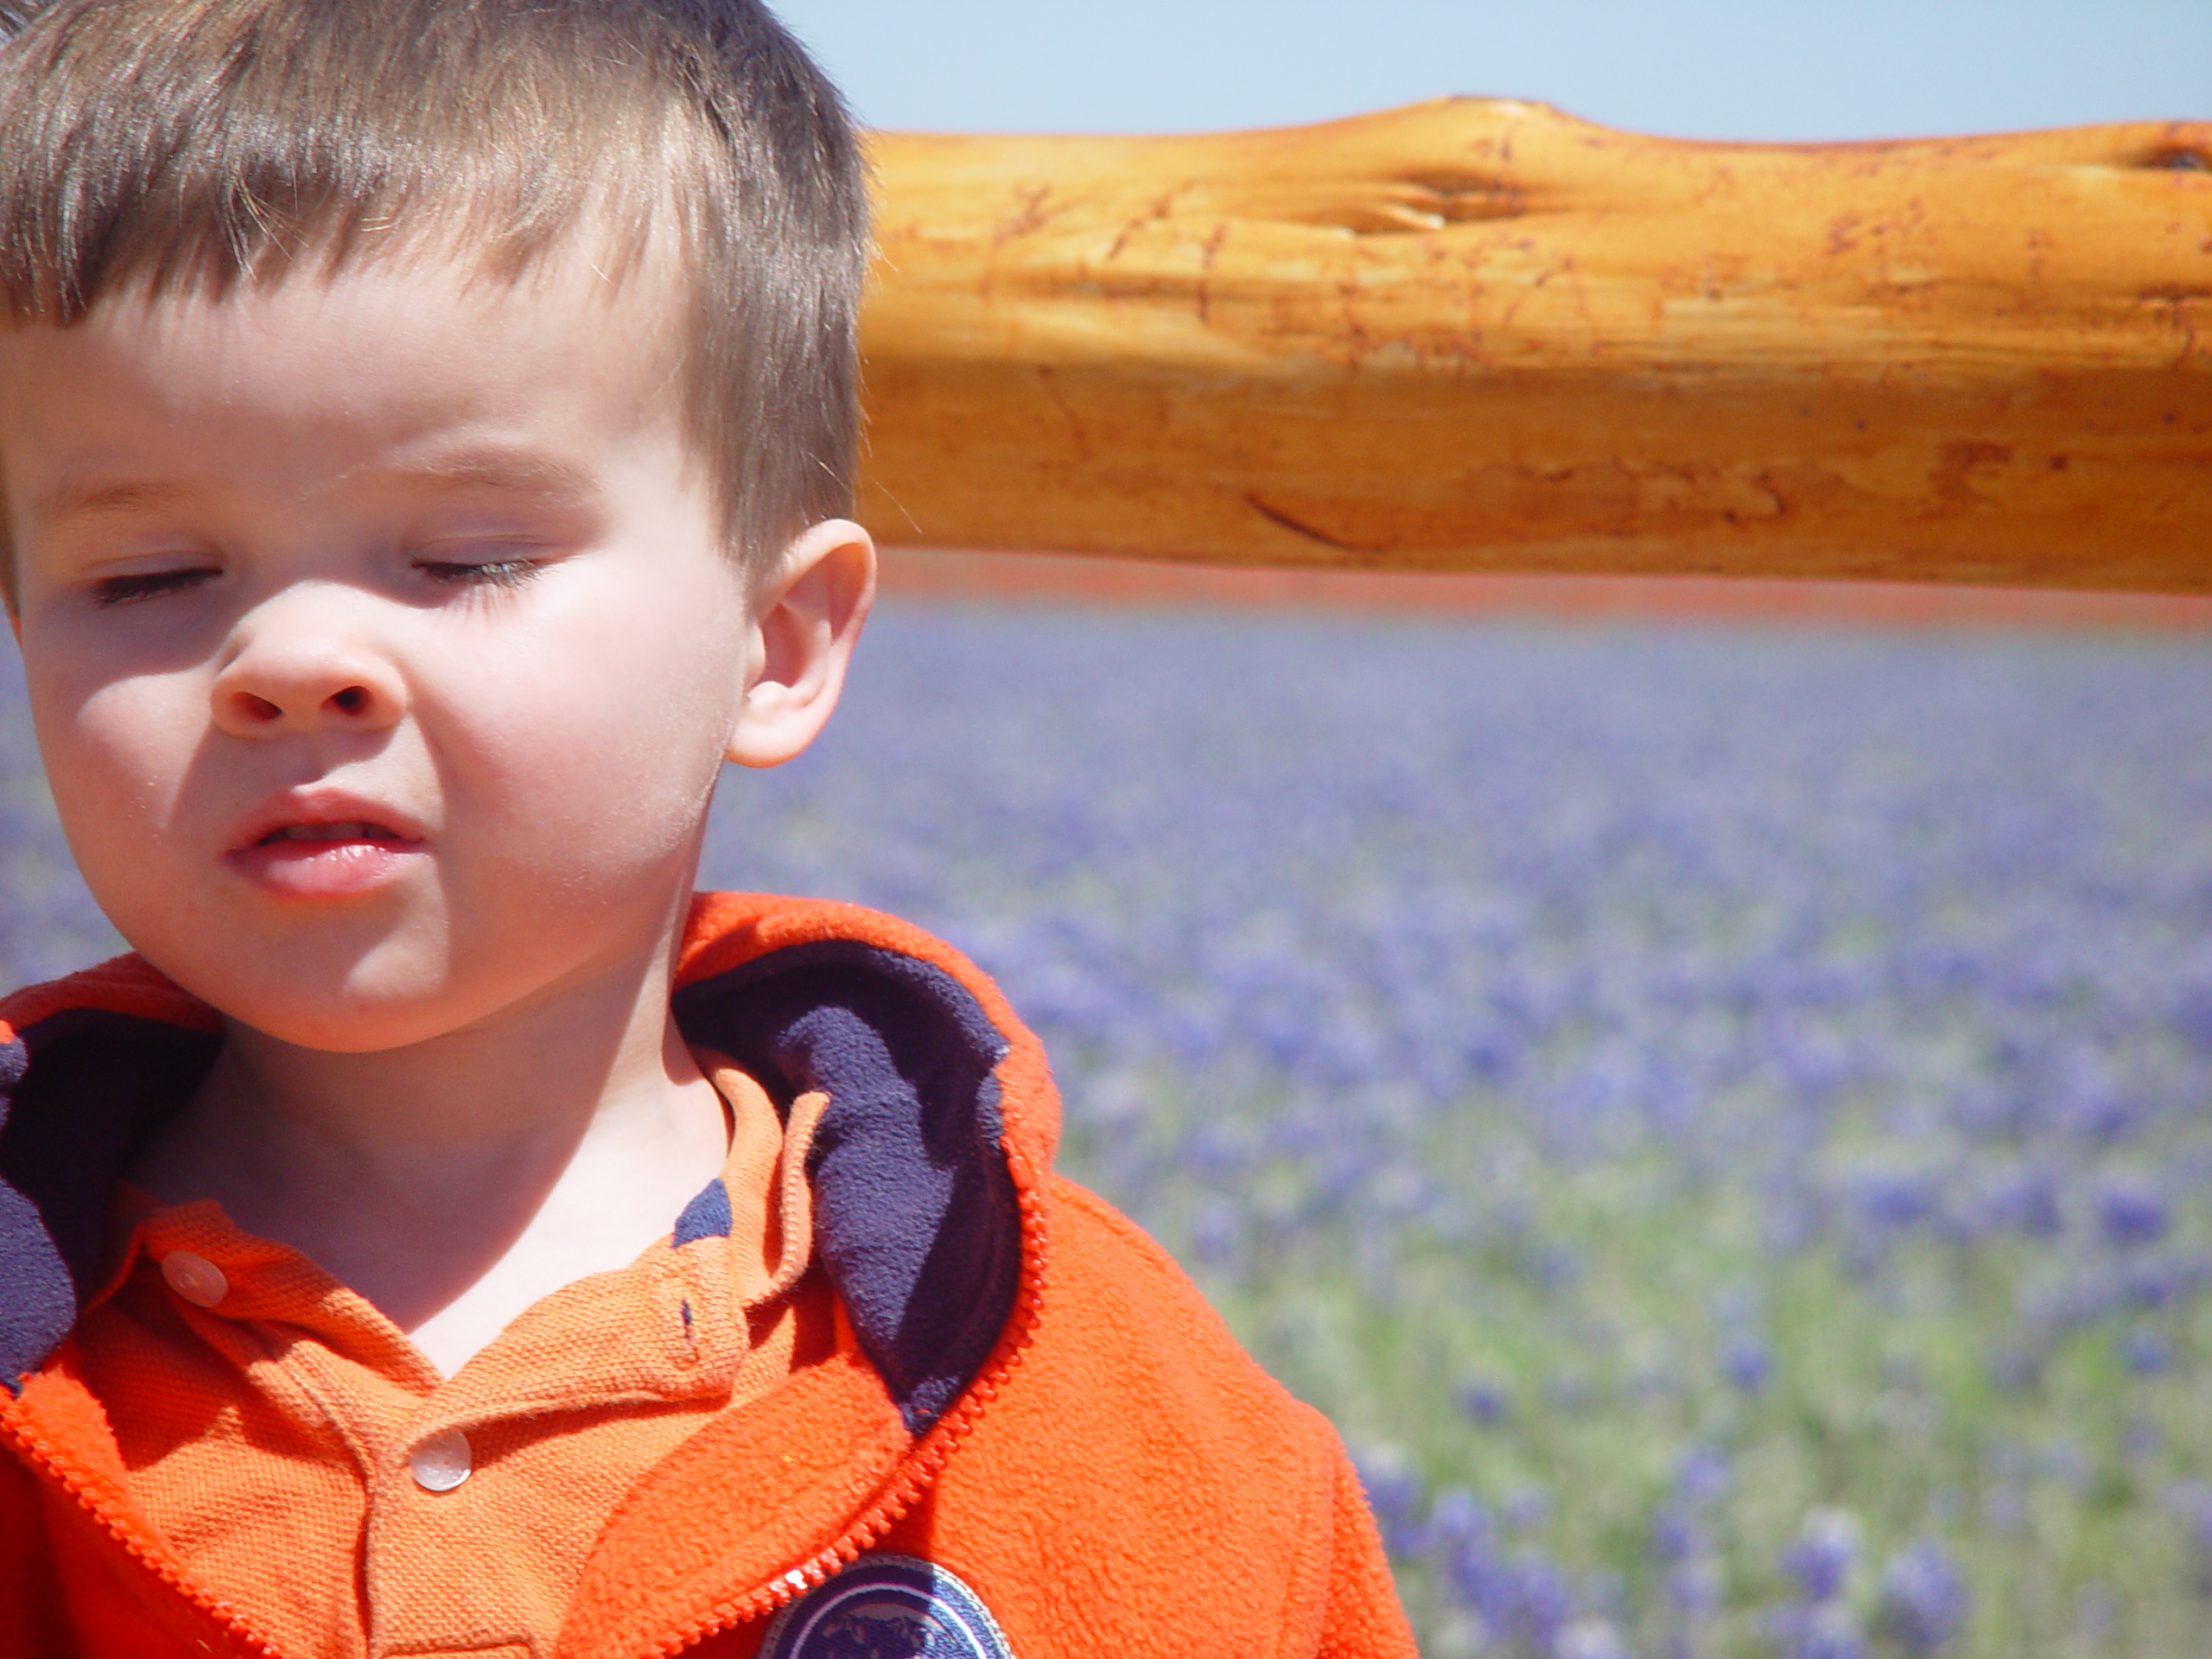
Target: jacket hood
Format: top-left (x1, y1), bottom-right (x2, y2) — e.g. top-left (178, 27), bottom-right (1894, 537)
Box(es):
top-left (0, 891), bottom-right (1058, 1439)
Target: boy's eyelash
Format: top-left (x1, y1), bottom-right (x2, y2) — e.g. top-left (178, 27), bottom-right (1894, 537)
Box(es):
top-left (416, 558), bottom-right (543, 589)
top-left (92, 569), bottom-right (218, 607)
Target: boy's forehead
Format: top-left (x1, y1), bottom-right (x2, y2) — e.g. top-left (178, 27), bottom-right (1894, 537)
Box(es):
top-left (3, 247), bottom-right (690, 437)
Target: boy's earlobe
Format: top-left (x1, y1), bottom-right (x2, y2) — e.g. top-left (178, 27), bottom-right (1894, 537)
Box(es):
top-left (723, 518), bottom-right (875, 770)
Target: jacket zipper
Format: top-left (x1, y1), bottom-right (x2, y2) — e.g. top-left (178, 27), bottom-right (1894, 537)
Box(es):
top-left (0, 1392), bottom-right (289, 1658)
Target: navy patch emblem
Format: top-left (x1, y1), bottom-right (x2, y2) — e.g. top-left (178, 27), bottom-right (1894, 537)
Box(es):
top-left (763, 1554), bottom-right (1014, 1659)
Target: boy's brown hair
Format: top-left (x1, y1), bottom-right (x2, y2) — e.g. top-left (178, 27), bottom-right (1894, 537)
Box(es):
top-left (0, 0), bottom-right (869, 569)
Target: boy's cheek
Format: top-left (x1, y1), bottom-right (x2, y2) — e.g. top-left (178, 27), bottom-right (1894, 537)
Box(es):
top-left (465, 575), bottom-right (745, 803)
top-left (37, 696), bottom-right (203, 918)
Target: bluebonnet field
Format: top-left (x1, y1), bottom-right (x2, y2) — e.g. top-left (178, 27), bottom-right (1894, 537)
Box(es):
top-left (5, 602), bottom-right (2212, 1657)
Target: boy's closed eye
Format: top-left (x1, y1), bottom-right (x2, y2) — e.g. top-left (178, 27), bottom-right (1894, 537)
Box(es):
top-left (410, 549), bottom-right (550, 591)
top-left (91, 566), bottom-right (222, 607)
top-left (84, 550), bottom-right (551, 607)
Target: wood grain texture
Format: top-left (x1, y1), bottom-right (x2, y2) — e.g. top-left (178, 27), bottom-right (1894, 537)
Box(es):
top-left (858, 100), bottom-right (2212, 591)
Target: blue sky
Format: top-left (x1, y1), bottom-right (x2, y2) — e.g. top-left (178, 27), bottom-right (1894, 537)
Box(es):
top-left (772, 0), bottom-right (2209, 142)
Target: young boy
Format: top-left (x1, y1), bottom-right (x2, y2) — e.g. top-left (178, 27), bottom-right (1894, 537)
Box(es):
top-left (0, 2), bottom-right (1414, 1656)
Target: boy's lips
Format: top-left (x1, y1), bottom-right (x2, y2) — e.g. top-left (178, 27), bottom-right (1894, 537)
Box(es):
top-left (254, 819), bottom-right (409, 846)
top-left (226, 798), bottom-right (428, 899)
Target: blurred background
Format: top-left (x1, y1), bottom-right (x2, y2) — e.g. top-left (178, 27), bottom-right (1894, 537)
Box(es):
top-left (3, 5), bottom-right (2209, 1657)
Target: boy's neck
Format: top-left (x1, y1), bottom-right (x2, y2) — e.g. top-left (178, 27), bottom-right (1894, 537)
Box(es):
top-left (130, 914), bottom-right (734, 1375)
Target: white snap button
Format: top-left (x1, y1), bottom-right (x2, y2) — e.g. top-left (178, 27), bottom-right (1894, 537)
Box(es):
top-left (160, 1250), bottom-right (228, 1309)
top-left (409, 1428), bottom-right (473, 1493)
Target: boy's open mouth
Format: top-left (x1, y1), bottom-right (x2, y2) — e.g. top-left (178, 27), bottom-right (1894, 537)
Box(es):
top-left (230, 804), bottom-right (428, 898)
top-left (255, 822), bottom-right (410, 846)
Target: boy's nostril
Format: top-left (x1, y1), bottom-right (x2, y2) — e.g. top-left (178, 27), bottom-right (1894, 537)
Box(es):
top-left (330, 686), bottom-right (369, 715)
top-left (237, 692), bottom-right (283, 723)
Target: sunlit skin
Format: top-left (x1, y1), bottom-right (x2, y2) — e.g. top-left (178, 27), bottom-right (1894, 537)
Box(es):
top-left (0, 255), bottom-right (874, 1375)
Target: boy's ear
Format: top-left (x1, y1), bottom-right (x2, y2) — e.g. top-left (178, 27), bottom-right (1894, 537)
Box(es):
top-left (723, 518), bottom-right (876, 769)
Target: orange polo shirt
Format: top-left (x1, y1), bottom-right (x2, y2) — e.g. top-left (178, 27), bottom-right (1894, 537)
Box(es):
top-left (67, 1055), bottom-right (833, 1659)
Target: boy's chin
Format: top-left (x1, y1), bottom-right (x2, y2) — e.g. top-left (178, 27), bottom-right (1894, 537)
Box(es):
top-left (136, 949), bottom-right (489, 1055)
top-left (115, 878), bottom-right (691, 1054)
top-left (207, 988), bottom-right (483, 1056)
top-left (151, 936), bottom-right (652, 1058)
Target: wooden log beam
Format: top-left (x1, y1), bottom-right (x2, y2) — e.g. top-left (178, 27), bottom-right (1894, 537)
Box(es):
top-left (858, 100), bottom-right (2212, 592)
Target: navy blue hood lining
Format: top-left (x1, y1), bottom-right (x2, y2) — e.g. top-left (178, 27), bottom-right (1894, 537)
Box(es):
top-left (0, 1009), bottom-right (221, 1391)
top-left (671, 938), bottom-right (1020, 1435)
top-left (0, 940), bottom-right (1025, 1436)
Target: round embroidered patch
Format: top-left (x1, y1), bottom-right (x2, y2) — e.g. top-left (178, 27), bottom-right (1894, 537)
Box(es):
top-left (762, 1554), bottom-right (1014, 1659)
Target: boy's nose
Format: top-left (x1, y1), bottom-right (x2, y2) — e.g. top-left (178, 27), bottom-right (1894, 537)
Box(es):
top-left (219, 678), bottom-right (393, 733)
top-left (210, 608), bottom-right (409, 738)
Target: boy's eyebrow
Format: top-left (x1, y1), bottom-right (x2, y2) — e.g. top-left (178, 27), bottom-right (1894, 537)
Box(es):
top-left (383, 449), bottom-right (601, 502)
top-left (29, 450), bottom-right (600, 530)
top-left (31, 476), bottom-right (201, 528)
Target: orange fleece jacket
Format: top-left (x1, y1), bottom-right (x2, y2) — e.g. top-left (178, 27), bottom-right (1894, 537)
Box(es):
top-left (0, 893), bottom-right (1416, 1659)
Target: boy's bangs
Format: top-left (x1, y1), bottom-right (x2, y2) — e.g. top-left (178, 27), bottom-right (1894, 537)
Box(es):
top-left (0, 0), bottom-right (696, 321)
